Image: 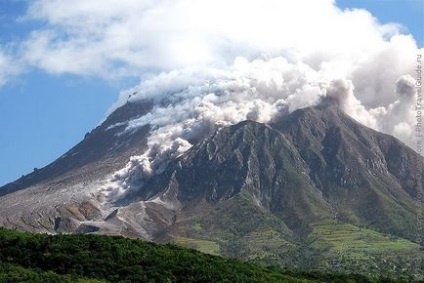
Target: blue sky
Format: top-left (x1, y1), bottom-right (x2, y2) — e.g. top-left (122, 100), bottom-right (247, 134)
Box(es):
top-left (0, 0), bottom-right (423, 186)
top-left (338, 0), bottom-right (423, 46)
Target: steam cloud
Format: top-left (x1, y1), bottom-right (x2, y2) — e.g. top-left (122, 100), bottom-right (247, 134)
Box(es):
top-left (104, 59), bottom-right (420, 201)
top-left (25, 0), bottom-right (420, 200)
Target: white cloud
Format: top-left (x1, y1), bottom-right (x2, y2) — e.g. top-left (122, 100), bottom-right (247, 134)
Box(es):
top-left (0, 52), bottom-right (9, 86)
top-left (0, 46), bottom-right (21, 86)
top-left (21, 0), bottom-right (413, 77)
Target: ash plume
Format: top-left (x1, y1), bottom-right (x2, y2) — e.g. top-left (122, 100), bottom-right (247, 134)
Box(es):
top-left (103, 59), bottom-right (420, 201)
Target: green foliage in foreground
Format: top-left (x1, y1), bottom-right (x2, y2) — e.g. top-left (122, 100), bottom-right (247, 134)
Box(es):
top-left (0, 262), bottom-right (105, 283)
top-left (0, 228), bottom-right (421, 283)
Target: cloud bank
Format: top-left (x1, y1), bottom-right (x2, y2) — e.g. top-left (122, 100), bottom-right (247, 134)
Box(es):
top-left (20, 0), bottom-right (415, 78)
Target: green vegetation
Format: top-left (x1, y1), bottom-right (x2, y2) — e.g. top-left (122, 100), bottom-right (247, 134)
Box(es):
top-left (174, 193), bottom-right (424, 279)
top-left (1, 228), bottom-right (419, 283)
top-left (304, 222), bottom-right (424, 279)
top-left (309, 222), bottom-right (419, 257)
top-left (0, 262), bottom-right (105, 283)
top-left (173, 237), bottom-right (220, 255)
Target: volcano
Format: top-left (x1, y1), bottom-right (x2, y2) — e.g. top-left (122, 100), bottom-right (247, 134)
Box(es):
top-left (1, 101), bottom-right (423, 274)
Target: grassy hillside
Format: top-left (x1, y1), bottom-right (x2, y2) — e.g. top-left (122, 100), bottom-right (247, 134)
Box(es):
top-left (0, 228), bottom-right (418, 283)
top-left (171, 194), bottom-right (424, 278)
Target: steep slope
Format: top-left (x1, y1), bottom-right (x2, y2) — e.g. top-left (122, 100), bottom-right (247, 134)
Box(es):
top-left (147, 121), bottom-right (328, 225)
top-left (0, 100), bottom-right (153, 233)
top-left (272, 105), bottom-right (423, 239)
top-left (1, 100), bottom-right (153, 197)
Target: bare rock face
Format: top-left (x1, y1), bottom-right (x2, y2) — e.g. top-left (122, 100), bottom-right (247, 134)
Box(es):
top-left (63, 201), bottom-right (102, 222)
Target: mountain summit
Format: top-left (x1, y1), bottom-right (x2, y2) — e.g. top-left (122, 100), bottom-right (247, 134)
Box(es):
top-left (0, 102), bottom-right (423, 274)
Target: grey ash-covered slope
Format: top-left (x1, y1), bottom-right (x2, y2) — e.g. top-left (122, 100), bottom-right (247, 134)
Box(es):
top-left (0, 101), bottom-right (153, 197)
top-left (0, 102), bottom-right (423, 271)
top-left (0, 100), bottom-right (153, 234)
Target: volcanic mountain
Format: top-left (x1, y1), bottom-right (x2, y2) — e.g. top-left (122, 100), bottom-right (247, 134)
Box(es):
top-left (0, 101), bottom-right (423, 274)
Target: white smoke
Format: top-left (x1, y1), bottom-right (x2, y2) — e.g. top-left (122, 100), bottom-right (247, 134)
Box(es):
top-left (103, 54), bottom-right (421, 201)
